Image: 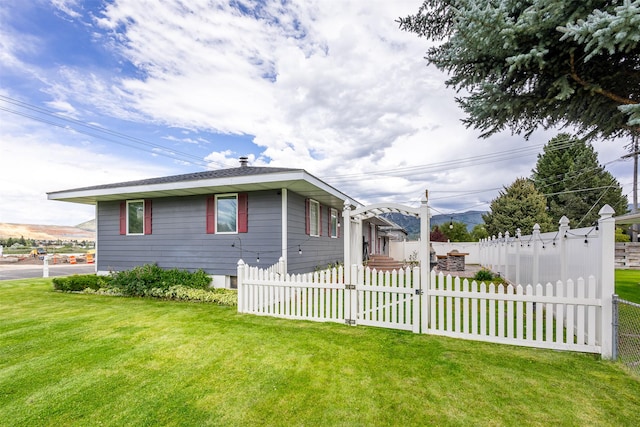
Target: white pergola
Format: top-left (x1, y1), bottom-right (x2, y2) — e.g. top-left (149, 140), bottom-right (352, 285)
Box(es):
top-left (342, 194), bottom-right (431, 284)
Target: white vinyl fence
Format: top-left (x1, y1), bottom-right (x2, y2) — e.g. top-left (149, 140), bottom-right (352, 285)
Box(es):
top-left (237, 204), bottom-right (616, 358)
top-left (427, 272), bottom-right (601, 353)
top-left (238, 262), bottom-right (422, 332)
top-left (479, 207), bottom-right (615, 288)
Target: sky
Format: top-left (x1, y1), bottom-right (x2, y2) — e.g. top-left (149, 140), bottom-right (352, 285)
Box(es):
top-left (0, 0), bottom-right (635, 227)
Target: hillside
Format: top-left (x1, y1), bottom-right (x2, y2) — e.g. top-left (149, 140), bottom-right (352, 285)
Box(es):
top-left (0, 222), bottom-right (95, 241)
top-left (383, 211), bottom-right (486, 239)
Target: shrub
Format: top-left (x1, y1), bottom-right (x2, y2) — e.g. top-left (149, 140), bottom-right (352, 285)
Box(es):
top-left (109, 264), bottom-right (212, 297)
top-left (52, 274), bottom-right (110, 292)
top-left (144, 286), bottom-right (237, 305)
top-left (473, 269), bottom-right (494, 282)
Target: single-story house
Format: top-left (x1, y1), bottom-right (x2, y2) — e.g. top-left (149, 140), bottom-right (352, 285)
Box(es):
top-left (48, 158), bottom-right (398, 287)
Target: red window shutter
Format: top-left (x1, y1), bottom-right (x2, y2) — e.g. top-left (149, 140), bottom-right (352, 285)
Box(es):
top-left (338, 217), bottom-right (340, 238)
top-left (144, 200), bottom-right (152, 235)
top-left (328, 210), bottom-right (332, 237)
top-left (305, 198), bottom-right (310, 235)
top-left (206, 196), bottom-right (215, 234)
top-left (119, 202), bottom-right (126, 235)
top-left (238, 193), bottom-right (248, 233)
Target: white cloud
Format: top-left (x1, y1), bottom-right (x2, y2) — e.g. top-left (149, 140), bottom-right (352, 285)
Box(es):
top-left (86, 0), bottom-right (633, 211)
top-left (0, 111), bottom-right (170, 225)
top-left (50, 0), bottom-right (82, 19)
top-left (1, 0), bottom-right (634, 227)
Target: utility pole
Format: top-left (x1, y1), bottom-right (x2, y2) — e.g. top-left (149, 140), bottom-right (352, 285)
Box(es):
top-left (623, 134), bottom-right (639, 241)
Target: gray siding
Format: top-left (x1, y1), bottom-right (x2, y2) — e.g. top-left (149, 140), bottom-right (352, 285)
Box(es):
top-left (96, 190), bottom-right (282, 275)
top-left (286, 191), bottom-right (344, 274)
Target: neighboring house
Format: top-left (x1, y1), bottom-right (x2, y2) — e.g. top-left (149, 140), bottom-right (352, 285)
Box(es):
top-left (48, 158), bottom-right (392, 287)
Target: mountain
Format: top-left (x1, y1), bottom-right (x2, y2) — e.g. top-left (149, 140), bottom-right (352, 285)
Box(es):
top-left (75, 219), bottom-right (96, 232)
top-left (0, 222), bottom-right (95, 241)
top-left (383, 211), bottom-right (486, 240)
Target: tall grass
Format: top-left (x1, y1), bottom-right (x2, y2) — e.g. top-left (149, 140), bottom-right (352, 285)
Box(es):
top-left (1, 279), bottom-right (639, 426)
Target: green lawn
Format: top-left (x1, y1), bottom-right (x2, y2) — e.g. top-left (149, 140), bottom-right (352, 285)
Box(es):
top-left (1, 279), bottom-right (640, 426)
top-left (615, 269), bottom-right (640, 303)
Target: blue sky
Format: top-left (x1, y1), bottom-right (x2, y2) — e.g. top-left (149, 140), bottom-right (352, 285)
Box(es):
top-left (0, 0), bottom-right (634, 226)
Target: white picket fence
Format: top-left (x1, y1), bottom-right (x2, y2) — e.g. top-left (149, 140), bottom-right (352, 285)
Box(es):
top-left (427, 272), bottom-right (601, 353)
top-left (237, 204), bottom-right (616, 358)
top-left (237, 261), bottom-right (606, 355)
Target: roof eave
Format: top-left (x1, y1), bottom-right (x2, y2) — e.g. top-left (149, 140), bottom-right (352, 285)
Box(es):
top-left (48, 169), bottom-right (360, 209)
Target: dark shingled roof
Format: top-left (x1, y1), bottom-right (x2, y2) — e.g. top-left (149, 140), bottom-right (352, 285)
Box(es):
top-left (59, 166), bottom-right (303, 193)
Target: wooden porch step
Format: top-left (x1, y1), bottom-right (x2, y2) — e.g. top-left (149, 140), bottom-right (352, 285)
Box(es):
top-left (366, 255), bottom-right (404, 272)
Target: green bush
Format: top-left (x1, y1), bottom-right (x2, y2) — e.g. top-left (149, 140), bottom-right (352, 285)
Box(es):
top-left (473, 269), bottom-right (494, 282)
top-left (109, 264), bottom-right (212, 297)
top-left (54, 265), bottom-right (235, 305)
top-left (52, 274), bottom-right (110, 292)
top-left (144, 286), bottom-right (237, 305)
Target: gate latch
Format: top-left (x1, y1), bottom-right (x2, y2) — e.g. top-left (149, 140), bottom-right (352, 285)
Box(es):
top-left (415, 289), bottom-right (424, 295)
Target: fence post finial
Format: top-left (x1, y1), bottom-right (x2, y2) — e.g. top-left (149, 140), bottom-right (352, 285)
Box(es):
top-left (598, 204), bottom-right (615, 219)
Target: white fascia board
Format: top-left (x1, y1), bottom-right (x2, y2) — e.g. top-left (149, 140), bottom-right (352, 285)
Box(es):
top-left (300, 171), bottom-right (360, 208)
top-left (49, 169), bottom-right (361, 207)
top-left (47, 170), bottom-right (306, 201)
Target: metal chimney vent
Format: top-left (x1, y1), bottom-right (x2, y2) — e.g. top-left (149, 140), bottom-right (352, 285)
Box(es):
top-left (239, 156), bottom-right (249, 167)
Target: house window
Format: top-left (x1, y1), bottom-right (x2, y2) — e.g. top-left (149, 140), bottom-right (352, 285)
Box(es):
top-left (330, 208), bottom-right (338, 238)
top-left (127, 200), bottom-right (145, 235)
top-left (309, 199), bottom-right (320, 237)
top-left (216, 194), bottom-right (238, 233)
top-left (206, 193), bottom-right (247, 234)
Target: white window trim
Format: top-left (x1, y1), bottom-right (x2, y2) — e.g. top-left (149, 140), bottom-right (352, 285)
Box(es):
top-left (127, 199), bottom-right (145, 236)
top-left (215, 193), bottom-right (238, 234)
top-left (309, 199), bottom-right (320, 237)
top-left (330, 208), bottom-right (338, 238)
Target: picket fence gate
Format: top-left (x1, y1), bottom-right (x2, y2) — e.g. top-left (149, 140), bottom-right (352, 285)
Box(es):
top-left (237, 261), bottom-right (421, 332)
top-left (237, 259), bottom-right (605, 355)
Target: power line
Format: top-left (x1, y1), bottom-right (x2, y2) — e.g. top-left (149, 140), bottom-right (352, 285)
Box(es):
top-left (0, 95), bottom-right (232, 169)
top-left (325, 136), bottom-right (579, 184)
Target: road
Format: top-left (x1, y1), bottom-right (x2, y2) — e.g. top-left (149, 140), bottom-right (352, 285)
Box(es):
top-left (0, 262), bottom-right (97, 280)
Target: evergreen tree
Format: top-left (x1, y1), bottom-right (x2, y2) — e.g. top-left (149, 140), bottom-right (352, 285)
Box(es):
top-left (532, 134), bottom-right (628, 226)
top-left (398, 1), bottom-right (640, 140)
top-left (483, 178), bottom-right (554, 236)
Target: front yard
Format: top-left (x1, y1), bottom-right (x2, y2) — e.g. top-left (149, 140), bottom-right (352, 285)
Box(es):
top-left (1, 278), bottom-right (639, 426)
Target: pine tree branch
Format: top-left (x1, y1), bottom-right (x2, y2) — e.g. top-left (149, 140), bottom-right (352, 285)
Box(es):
top-left (569, 52), bottom-right (636, 105)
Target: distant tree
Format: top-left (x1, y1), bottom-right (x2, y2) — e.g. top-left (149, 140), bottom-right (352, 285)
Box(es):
top-left (532, 133), bottom-right (628, 226)
top-left (430, 225), bottom-right (448, 242)
top-left (616, 227), bottom-right (631, 242)
top-left (19, 235), bottom-right (26, 246)
top-left (442, 221), bottom-right (471, 242)
top-left (470, 224), bottom-right (489, 241)
top-left (398, 1), bottom-right (640, 140)
top-left (483, 178), bottom-right (555, 236)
